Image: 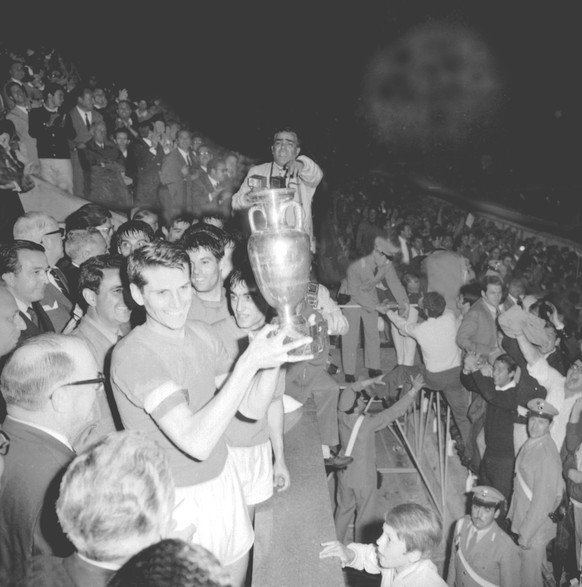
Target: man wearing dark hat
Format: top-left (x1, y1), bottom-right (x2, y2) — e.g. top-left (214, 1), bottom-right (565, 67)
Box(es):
top-left (448, 485), bottom-right (520, 586)
top-left (508, 398), bottom-right (563, 587)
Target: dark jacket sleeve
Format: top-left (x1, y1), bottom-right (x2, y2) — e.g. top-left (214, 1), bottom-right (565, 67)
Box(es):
top-left (471, 371), bottom-right (517, 411)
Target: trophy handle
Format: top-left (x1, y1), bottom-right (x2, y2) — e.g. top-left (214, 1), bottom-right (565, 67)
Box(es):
top-left (282, 201), bottom-right (304, 230)
top-left (248, 205), bottom-right (265, 232)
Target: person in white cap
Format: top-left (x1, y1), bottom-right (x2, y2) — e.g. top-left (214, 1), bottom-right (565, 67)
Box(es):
top-left (508, 398), bottom-right (563, 587)
top-left (447, 485), bottom-right (520, 586)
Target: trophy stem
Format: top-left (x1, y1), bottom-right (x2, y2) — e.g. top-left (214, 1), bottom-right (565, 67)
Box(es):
top-left (279, 305), bottom-right (295, 328)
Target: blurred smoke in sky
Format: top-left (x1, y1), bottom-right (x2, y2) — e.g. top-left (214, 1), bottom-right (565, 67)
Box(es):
top-left (359, 22), bottom-right (503, 153)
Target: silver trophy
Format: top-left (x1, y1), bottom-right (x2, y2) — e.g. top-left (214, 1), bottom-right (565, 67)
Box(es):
top-left (246, 186), bottom-right (321, 355)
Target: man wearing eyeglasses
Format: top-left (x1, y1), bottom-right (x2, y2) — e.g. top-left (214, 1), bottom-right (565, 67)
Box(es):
top-left (0, 334), bottom-right (101, 578)
top-left (231, 127), bottom-right (323, 251)
top-left (13, 212), bottom-right (74, 332)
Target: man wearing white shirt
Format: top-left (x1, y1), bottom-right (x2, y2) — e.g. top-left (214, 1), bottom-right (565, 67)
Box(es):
top-left (0, 334), bottom-right (100, 578)
top-left (13, 212), bottom-right (74, 332)
top-left (383, 292), bottom-right (472, 460)
top-left (0, 240), bottom-right (55, 342)
top-left (192, 157), bottom-right (231, 219)
top-left (517, 331), bottom-right (582, 451)
top-left (2, 61), bottom-right (29, 111)
top-left (133, 121), bottom-right (164, 209)
top-left (66, 87), bottom-right (103, 197)
top-left (6, 82), bottom-right (37, 166)
top-left (232, 128), bottom-right (323, 251)
top-left (159, 130), bottom-right (198, 225)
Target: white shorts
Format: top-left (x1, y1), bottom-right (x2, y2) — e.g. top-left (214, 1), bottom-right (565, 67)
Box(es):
top-left (172, 454), bottom-right (254, 566)
top-left (228, 442), bottom-right (273, 506)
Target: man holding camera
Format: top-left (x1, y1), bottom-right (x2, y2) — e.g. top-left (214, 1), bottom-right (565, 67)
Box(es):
top-left (231, 127), bottom-right (323, 251)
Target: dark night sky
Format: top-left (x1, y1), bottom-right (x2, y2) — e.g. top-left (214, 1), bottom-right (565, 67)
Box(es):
top-left (7, 3), bottom-right (582, 193)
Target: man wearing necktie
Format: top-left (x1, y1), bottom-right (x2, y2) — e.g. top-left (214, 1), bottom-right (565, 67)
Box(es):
top-left (65, 87), bottom-right (103, 197)
top-left (448, 486), bottom-right (520, 586)
top-left (12, 212), bottom-right (73, 332)
top-left (0, 240), bottom-right (55, 343)
top-left (159, 130), bottom-right (199, 226)
top-left (231, 127), bottom-right (323, 252)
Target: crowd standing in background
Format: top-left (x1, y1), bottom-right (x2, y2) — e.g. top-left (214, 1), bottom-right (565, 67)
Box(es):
top-left (3, 45), bottom-right (582, 587)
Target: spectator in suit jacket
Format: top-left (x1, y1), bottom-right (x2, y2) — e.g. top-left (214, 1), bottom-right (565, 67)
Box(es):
top-left (192, 157), bottom-right (232, 220)
top-left (0, 284), bottom-right (26, 360)
top-left (113, 127), bottom-right (137, 195)
top-left (159, 130), bottom-right (198, 225)
top-left (456, 275), bottom-right (504, 364)
top-left (92, 87), bottom-right (114, 135)
top-left (11, 431), bottom-right (176, 587)
top-left (13, 212), bottom-right (74, 332)
top-left (28, 82), bottom-right (74, 193)
top-left (114, 100), bottom-right (139, 139)
top-left (0, 334), bottom-right (101, 579)
top-left (0, 119), bottom-right (35, 243)
top-left (66, 87), bottom-right (104, 197)
top-left (80, 121), bottom-right (132, 211)
top-left (0, 240), bottom-right (54, 343)
top-left (132, 121), bottom-right (164, 210)
top-left (61, 229), bottom-right (108, 304)
top-left (2, 61), bottom-right (30, 112)
top-left (5, 82), bottom-right (38, 167)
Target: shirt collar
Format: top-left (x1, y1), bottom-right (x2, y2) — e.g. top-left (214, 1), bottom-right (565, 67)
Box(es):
top-left (495, 381), bottom-right (514, 391)
top-left (15, 297), bottom-right (31, 315)
top-left (77, 552), bottom-right (121, 571)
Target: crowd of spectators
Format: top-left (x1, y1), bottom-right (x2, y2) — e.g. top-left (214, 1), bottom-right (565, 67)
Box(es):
top-left (4, 44), bottom-right (582, 587)
top-left (0, 45), bottom-right (248, 244)
top-left (325, 183), bottom-right (582, 346)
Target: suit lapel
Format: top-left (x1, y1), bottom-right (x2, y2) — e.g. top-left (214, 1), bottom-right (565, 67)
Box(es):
top-left (32, 302), bottom-right (56, 333)
top-left (51, 266), bottom-right (71, 298)
top-left (19, 310), bottom-right (42, 340)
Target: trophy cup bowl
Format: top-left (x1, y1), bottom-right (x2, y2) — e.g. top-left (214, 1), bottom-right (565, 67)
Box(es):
top-left (247, 187), bottom-right (312, 354)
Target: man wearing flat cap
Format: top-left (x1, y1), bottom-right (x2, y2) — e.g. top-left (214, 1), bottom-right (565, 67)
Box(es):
top-left (448, 485), bottom-right (520, 586)
top-left (508, 398), bottom-right (563, 587)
